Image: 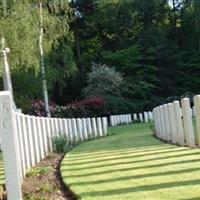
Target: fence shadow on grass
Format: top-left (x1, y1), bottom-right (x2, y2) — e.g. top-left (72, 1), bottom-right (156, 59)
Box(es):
top-left (79, 179), bottom-right (200, 197)
top-left (64, 147), bottom-right (190, 166)
top-left (69, 166), bottom-right (200, 186)
top-left (61, 123), bottom-right (200, 200)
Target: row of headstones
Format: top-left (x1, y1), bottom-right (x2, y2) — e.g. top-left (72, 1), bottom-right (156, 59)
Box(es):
top-left (110, 112), bottom-right (153, 126)
top-left (0, 89), bottom-right (108, 200)
top-left (137, 111), bottom-right (153, 123)
top-left (14, 113), bottom-right (108, 181)
top-left (153, 95), bottom-right (200, 147)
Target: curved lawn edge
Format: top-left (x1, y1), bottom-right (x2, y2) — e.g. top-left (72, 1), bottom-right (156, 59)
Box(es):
top-left (60, 123), bottom-right (200, 200)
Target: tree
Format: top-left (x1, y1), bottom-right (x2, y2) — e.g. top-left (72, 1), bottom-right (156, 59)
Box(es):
top-left (83, 63), bottom-right (123, 96)
top-left (0, 0), bottom-right (76, 112)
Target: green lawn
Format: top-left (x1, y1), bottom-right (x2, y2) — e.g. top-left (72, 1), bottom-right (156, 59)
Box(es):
top-left (61, 123), bottom-right (200, 200)
top-left (0, 153), bottom-right (5, 192)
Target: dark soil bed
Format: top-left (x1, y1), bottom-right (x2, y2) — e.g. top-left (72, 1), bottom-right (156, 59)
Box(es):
top-left (22, 153), bottom-right (77, 200)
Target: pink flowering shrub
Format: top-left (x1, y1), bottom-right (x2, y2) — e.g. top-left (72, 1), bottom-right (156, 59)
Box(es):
top-left (31, 99), bottom-right (56, 117)
top-left (53, 96), bottom-right (106, 118)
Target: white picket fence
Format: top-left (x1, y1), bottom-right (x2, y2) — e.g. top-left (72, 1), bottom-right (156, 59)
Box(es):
top-left (153, 95), bottom-right (200, 147)
top-left (110, 111), bottom-right (153, 126)
top-left (0, 91), bottom-right (108, 200)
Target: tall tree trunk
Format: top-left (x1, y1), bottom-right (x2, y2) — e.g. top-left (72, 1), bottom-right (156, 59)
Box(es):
top-left (39, 2), bottom-right (51, 117)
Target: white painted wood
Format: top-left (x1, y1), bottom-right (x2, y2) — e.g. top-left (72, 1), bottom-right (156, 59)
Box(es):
top-left (181, 98), bottom-right (195, 147)
top-left (193, 95), bottom-right (200, 146)
top-left (173, 101), bottom-right (185, 146)
top-left (0, 91), bottom-right (23, 199)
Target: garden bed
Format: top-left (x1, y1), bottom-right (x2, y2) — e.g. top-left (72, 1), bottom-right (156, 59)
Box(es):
top-left (22, 153), bottom-right (77, 200)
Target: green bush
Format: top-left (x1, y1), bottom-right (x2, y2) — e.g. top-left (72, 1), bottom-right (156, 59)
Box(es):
top-left (102, 95), bottom-right (137, 115)
top-left (51, 134), bottom-right (69, 153)
top-left (83, 63), bottom-right (124, 96)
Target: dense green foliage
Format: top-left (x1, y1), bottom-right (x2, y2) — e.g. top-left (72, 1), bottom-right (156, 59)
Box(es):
top-left (1, 0), bottom-right (200, 114)
top-left (51, 134), bottom-right (70, 153)
top-left (0, 0), bottom-right (75, 111)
